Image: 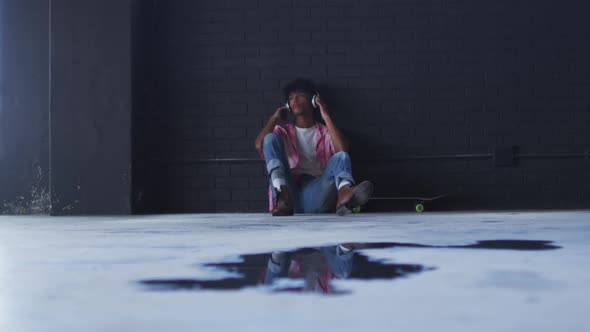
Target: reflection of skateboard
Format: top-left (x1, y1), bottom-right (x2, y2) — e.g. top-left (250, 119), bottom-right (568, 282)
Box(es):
top-left (356, 194), bottom-right (449, 213)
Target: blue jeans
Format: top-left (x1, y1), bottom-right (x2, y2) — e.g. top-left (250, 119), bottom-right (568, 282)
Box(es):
top-left (263, 133), bottom-right (355, 214)
top-left (263, 246), bottom-right (354, 286)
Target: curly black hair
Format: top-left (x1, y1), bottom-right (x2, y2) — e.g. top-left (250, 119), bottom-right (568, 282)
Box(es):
top-left (282, 78), bottom-right (317, 100)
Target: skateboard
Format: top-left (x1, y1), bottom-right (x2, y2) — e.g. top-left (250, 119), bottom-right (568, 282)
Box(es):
top-left (354, 194), bottom-right (449, 213)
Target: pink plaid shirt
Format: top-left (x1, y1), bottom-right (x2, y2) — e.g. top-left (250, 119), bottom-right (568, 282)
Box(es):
top-left (259, 123), bottom-right (336, 211)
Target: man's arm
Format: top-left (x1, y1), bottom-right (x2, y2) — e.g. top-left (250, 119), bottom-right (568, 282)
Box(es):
top-left (254, 106), bottom-right (287, 152)
top-left (315, 95), bottom-right (348, 153)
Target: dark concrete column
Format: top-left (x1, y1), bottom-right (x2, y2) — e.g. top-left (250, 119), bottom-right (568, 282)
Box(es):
top-left (0, 0), bottom-right (50, 214)
top-left (50, 0), bottom-right (133, 214)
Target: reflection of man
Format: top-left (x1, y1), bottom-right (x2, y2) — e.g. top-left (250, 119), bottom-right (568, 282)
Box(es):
top-left (254, 78), bottom-right (373, 216)
top-left (263, 244), bottom-right (356, 294)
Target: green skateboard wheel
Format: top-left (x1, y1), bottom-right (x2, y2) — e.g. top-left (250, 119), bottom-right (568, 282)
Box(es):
top-left (352, 206), bottom-right (361, 213)
top-left (415, 203), bottom-right (424, 213)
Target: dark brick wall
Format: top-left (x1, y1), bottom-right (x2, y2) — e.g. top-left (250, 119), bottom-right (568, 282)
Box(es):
top-left (51, 0), bottom-right (133, 214)
top-left (134, 0), bottom-right (590, 212)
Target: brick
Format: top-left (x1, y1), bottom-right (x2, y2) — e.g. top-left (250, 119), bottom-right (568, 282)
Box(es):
top-left (213, 103), bottom-right (248, 115)
top-left (257, 0), bottom-right (291, 9)
top-left (326, 65), bottom-right (362, 77)
top-left (259, 44), bottom-right (294, 56)
top-left (293, 0), bottom-right (322, 7)
top-left (232, 189), bottom-right (267, 201)
top-left (249, 176), bottom-right (269, 188)
top-left (200, 189), bottom-right (231, 201)
top-left (245, 55), bottom-right (291, 67)
top-left (213, 79), bottom-right (246, 91)
top-left (197, 165), bottom-right (230, 176)
top-left (231, 139), bottom-right (257, 152)
top-left (245, 30), bottom-right (278, 42)
top-left (260, 66), bottom-right (296, 79)
top-left (216, 177), bottom-right (249, 189)
top-left (230, 164), bottom-right (265, 177)
top-left (184, 175), bottom-right (216, 188)
top-left (214, 127), bottom-right (246, 139)
top-left (215, 200), bottom-right (250, 212)
top-left (249, 200), bottom-right (268, 212)
top-left (227, 43), bottom-right (260, 57)
top-left (181, 127), bottom-right (213, 140)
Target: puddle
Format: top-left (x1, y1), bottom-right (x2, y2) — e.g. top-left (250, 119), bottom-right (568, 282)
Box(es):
top-left (139, 240), bottom-right (560, 295)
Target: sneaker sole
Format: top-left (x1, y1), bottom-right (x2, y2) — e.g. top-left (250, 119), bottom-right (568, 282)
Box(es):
top-left (272, 210), bottom-right (294, 217)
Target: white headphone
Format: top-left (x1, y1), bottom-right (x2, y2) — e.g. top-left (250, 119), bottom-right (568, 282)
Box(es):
top-left (285, 93), bottom-right (318, 111)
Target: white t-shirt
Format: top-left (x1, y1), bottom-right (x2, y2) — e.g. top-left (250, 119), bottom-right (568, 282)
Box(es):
top-left (294, 126), bottom-right (322, 177)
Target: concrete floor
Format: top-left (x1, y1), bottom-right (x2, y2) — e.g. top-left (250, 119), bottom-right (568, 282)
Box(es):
top-left (1, 211), bottom-right (589, 332)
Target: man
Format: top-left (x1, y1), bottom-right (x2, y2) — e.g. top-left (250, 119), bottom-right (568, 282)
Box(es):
top-left (263, 244), bottom-right (356, 294)
top-left (254, 78), bottom-right (373, 216)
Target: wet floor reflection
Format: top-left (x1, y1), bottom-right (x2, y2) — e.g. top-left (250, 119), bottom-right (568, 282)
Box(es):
top-left (139, 240), bottom-right (560, 295)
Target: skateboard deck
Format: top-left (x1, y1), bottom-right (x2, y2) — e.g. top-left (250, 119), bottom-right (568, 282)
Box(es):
top-left (356, 194), bottom-right (449, 213)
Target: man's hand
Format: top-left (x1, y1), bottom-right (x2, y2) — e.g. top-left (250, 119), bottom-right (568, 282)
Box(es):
top-left (315, 94), bottom-right (329, 121)
top-left (273, 105), bottom-right (289, 122)
top-left (255, 105), bottom-right (288, 152)
top-left (315, 94), bottom-right (348, 152)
